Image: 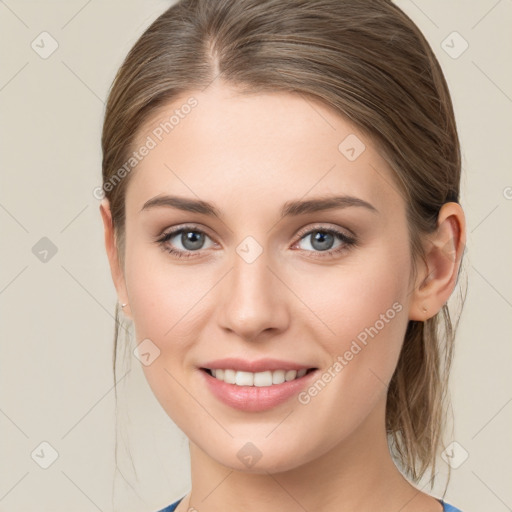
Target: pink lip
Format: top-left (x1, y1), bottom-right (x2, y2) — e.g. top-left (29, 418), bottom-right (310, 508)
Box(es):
top-left (199, 367), bottom-right (319, 412)
top-left (200, 357), bottom-right (316, 373)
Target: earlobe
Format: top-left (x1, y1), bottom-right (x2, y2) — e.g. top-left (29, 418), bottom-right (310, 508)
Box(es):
top-left (99, 199), bottom-right (131, 318)
top-left (409, 202), bottom-right (466, 321)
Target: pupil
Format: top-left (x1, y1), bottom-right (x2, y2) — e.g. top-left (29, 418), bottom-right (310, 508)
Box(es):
top-left (312, 231), bottom-right (334, 251)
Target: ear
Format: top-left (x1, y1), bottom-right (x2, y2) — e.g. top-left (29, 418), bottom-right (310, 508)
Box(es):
top-left (99, 198), bottom-right (131, 319)
top-left (409, 202), bottom-right (466, 321)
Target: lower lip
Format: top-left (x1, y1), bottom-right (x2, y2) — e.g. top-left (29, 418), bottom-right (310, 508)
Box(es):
top-left (200, 368), bottom-right (318, 412)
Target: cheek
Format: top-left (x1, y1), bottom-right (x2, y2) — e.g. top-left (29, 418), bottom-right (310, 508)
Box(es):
top-left (292, 242), bottom-right (412, 386)
top-left (286, 253), bottom-right (411, 443)
top-left (123, 243), bottom-right (212, 422)
top-left (124, 240), bottom-right (205, 337)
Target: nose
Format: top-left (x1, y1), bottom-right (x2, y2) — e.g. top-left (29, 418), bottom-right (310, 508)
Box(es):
top-left (217, 249), bottom-right (291, 343)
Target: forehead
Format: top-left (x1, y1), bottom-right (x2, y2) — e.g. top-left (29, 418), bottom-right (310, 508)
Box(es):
top-left (125, 84), bottom-right (404, 217)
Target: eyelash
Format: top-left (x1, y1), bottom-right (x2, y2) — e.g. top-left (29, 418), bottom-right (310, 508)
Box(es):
top-left (155, 223), bottom-right (357, 260)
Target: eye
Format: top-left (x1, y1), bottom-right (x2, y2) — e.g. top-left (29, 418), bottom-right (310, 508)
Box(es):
top-left (155, 223), bottom-right (357, 260)
top-left (292, 225), bottom-right (357, 259)
top-left (156, 225), bottom-right (216, 259)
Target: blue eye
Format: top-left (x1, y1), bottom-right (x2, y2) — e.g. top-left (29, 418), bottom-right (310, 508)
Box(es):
top-left (155, 224), bottom-right (357, 260)
top-left (156, 225), bottom-right (214, 259)
top-left (293, 226), bottom-right (357, 259)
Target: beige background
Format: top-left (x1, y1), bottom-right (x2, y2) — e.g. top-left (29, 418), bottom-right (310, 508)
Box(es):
top-left (1, 1), bottom-right (511, 511)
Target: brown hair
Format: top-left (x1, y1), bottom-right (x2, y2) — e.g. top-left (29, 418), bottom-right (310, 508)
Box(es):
top-left (102, 0), bottom-right (464, 488)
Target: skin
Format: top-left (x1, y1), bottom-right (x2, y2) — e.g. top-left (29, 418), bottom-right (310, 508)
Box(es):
top-left (100, 82), bottom-right (465, 512)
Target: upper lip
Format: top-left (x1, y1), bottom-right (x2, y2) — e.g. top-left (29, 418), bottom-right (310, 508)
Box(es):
top-left (200, 357), bottom-right (317, 373)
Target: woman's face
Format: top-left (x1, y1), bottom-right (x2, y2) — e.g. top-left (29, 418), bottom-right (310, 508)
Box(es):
top-left (116, 83), bottom-right (418, 472)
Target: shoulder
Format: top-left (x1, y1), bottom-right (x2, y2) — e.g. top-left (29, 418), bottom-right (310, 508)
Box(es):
top-left (155, 497), bottom-right (184, 512)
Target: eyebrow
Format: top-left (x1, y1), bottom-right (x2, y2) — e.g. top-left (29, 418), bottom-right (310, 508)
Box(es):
top-left (140, 194), bottom-right (378, 217)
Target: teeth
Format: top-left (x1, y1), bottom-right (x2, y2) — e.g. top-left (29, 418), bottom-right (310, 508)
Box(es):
top-left (209, 368), bottom-right (310, 386)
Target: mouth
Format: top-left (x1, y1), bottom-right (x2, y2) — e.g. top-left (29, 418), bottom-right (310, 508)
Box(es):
top-left (199, 365), bottom-right (320, 412)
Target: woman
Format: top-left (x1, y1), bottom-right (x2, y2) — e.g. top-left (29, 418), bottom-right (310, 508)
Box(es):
top-left (100, 0), bottom-right (466, 510)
